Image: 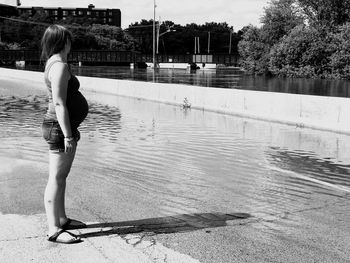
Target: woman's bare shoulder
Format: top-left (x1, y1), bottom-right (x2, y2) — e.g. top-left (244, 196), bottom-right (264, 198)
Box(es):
top-left (47, 60), bottom-right (70, 81)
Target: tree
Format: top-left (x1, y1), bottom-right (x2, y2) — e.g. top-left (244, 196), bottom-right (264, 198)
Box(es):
top-left (238, 25), bottom-right (270, 74)
top-left (239, 0), bottom-right (304, 74)
top-left (0, 13), bottom-right (137, 51)
top-left (87, 24), bottom-right (136, 51)
top-left (71, 29), bottom-right (98, 50)
top-left (261, 0), bottom-right (304, 44)
top-left (127, 20), bottom-right (240, 54)
top-left (127, 20), bottom-right (154, 53)
top-left (297, 0), bottom-right (350, 27)
top-left (269, 24), bottom-right (334, 77)
top-left (329, 23), bottom-right (350, 78)
top-left (0, 12), bottom-right (51, 49)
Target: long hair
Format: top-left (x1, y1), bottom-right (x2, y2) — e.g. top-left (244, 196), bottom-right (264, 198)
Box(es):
top-left (41, 24), bottom-right (73, 62)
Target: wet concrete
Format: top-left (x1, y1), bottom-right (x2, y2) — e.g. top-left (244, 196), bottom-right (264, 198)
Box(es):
top-left (1, 74), bottom-right (350, 262)
top-left (1, 154), bottom-right (350, 263)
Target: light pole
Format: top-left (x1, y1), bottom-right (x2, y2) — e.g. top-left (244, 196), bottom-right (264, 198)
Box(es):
top-left (152, 0), bottom-right (156, 69)
top-left (156, 17), bottom-right (161, 55)
top-left (207, 31), bottom-right (210, 54)
top-left (229, 27), bottom-right (233, 54)
top-left (157, 27), bottom-right (176, 54)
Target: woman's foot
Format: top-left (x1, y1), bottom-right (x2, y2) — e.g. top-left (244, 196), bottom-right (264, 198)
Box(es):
top-left (47, 229), bottom-right (81, 244)
top-left (61, 218), bottom-right (87, 230)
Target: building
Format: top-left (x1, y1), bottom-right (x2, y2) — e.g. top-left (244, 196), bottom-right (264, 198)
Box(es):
top-left (16, 4), bottom-right (121, 27)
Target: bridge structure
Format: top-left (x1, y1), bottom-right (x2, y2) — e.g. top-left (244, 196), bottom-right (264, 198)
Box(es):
top-left (0, 50), bottom-right (239, 67)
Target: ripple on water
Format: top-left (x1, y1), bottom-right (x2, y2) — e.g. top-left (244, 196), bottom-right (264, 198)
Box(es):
top-left (2, 91), bottom-right (350, 225)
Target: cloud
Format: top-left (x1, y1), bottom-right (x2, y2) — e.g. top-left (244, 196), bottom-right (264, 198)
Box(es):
top-left (1, 0), bottom-right (17, 5)
top-left (121, 0), bottom-right (268, 29)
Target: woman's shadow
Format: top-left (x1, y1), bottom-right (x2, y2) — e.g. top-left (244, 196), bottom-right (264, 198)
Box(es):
top-left (78, 212), bottom-right (251, 238)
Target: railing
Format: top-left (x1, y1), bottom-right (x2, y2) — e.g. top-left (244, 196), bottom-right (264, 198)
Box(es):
top-left (0, 50), bottom-right (239, 65)
top-left (0, 50), bottom-right (138, 63)
top-left (69, 50), bottom-right (137, 63)
top-left (0, 50), bottom-right (40, 62)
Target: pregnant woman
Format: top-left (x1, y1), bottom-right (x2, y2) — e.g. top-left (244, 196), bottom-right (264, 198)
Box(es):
top-left (41, 25), bottom-right (89, 244)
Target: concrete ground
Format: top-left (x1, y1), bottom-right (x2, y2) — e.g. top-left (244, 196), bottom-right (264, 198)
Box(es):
top-left (1, 72), bottom-right (350, 262)
top-left (1, 155), bottom-right (350, 263)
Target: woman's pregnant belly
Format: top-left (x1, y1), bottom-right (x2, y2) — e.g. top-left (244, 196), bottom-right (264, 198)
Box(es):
top-left (67, 90), bottom-right (89, 129)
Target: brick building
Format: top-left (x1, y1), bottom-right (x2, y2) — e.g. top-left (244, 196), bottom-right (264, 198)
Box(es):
top-left (0, 3), bottom-right (121, 27)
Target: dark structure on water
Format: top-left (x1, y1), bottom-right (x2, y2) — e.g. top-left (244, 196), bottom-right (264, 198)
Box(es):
top-left (0, 50), bottom-right (239, 67)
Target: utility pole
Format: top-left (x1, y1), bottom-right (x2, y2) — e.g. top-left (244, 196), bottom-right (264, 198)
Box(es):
top-left (207, 32), bottom-right (210, 54)
top-left (152, 0), bottom-right (156, 69)
top-left (229, 27), bottom-right (233, 54)
top-left (194, 37), bottom-right (197, 54)
top-left (197, 37), bottom-right (200, 54)
top-left (156, 17), bottom-right (161, 54)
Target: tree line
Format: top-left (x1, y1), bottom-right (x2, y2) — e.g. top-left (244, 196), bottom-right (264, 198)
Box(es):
top-left (0, 13), bottom-right (137, 51)
top-left (127, 20), bottom-right (240, 54)
top-left (0, 12), bottom-right (241, 55)
top-left (2, 1), bottom-right (349, 79)
top-left (238, 0), bottom-right (350, 79)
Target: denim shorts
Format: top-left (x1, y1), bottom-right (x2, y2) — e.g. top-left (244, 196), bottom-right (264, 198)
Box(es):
top-left (42, 120), bottom-right (80, 152)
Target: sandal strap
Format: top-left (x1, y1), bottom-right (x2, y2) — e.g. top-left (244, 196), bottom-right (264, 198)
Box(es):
top-left (61, 218), bottom-right (72, 229)
top-left (48, 229), bottom-right (66, 241)
top-left (62, 218), bottom-right (87, 230)
top-left (47, 229), bottom-right (77, 241)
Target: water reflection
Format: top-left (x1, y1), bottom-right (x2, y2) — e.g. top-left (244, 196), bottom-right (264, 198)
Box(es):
top-left (266, 147), bottom-right (350, 187)
top-left (8, 65), bottom-right (350, 97)
top-left (240, 76), bottom-right (350, 98)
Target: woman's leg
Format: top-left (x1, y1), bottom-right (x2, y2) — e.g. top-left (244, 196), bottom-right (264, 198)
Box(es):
top-left (58, 179), bottom-right (67, 224)
top-left (44, 149), bottom-right (76, 236)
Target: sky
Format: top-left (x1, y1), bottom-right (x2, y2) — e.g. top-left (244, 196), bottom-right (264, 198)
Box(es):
top-left (1, 0), bottom-right (270, 30)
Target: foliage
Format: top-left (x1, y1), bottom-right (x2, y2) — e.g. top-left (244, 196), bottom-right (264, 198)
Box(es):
top-left (238, 25), bottom-right (270, 74)
top-left (328, 23), bottom-right (350, 78)
top-left (0, 13), bottom-right (137, 51)
top-left (1, 12), bottom-right (242, 55)
top-left (297, 0), bottom-right (350, 27)
top-left (269, 25), bottom-right (333, 77)
top-left (238, 0), bottom-right (350, 79)
top-left (238, 0), bottom-right (304, 75)
top-left (127, 20), bottom-right (240, 54)
top-left (261, 0), bottom-right (304, 44)
top-left (127, 19), bottom-right (154, 53)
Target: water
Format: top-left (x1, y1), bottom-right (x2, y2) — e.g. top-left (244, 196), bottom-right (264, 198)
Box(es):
top-left (2, 75), bottom-right (350, 262)
top-left (12, 65), bottom-right (350, 98)
top-left (1, 78), bottom-right (350, 225)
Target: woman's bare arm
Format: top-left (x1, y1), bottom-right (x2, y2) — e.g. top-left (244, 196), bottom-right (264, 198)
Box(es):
top-left (49, 62), bottom-right (76, 152)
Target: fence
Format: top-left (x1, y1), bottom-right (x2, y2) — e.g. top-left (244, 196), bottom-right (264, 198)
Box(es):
top-left (0, 50), bottom-right (239, 65)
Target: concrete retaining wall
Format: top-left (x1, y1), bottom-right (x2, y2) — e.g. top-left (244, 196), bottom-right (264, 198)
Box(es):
top-left (1, 67), bottom-right (350, 134)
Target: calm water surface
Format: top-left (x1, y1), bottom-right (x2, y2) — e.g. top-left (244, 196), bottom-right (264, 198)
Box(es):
top-left (11, 64), bottom-right (350, 98)
top-left (1, 79), bottom-right (350, 225)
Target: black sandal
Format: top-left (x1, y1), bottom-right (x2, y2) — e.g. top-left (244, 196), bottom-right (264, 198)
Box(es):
top-left (61, 218), bottom-right (87, 230)
top-left (47, 229), bottom-right (81, 244)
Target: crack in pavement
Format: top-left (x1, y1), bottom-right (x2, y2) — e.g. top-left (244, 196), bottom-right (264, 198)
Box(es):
top-left (0, 235), bottom-right (43, 243)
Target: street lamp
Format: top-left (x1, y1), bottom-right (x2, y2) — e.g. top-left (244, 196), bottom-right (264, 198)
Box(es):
top-left (156, 27), bottom-right (176, 54)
